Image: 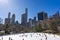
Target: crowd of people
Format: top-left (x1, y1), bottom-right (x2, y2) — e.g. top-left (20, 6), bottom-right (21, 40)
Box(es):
top-left (0, 33), bottom-right (60, 40)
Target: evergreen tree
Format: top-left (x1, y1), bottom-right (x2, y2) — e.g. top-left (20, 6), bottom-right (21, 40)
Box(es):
top-left (34, 23), bottom-right (43, 32)
top-left (5, 24), bottom-right (10, 34)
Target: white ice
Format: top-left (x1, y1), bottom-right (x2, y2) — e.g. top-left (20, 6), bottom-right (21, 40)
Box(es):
top-left (0, 33), bottom-right (60, 40)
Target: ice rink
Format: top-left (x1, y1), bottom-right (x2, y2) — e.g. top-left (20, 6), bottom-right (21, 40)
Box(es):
top-left (0, 33), bottom-right (60, 40)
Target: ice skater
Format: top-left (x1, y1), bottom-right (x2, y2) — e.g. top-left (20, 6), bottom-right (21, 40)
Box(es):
top-left (30, 34), bottom-right (32, 38)
top-left (9, 37), bottom-right (13, 40)
top-left (45, 34), bottom-right (47, 40)
top-left (22, 38), bottom-right (24, 40)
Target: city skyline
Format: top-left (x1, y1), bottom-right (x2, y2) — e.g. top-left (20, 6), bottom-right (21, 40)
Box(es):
top-left (0, 0), bottom-right (60, 23)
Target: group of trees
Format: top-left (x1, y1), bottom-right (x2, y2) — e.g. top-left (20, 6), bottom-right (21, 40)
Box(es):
top-left (34, 23), bottom-right (48, 33)
top-left (34, 23), bottom-right (50, 32)
top-left (5, 24), bottom-right (10, 34)
top-left (34, 18), bottom-right (60, 33)
top-left (34, 23), bottom-right (43, 32)
top-left (49, 18), bottom-right (59, 33)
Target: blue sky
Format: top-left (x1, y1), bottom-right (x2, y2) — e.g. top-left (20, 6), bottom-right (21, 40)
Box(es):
top-left (0, 0), bottom-right (60, 23)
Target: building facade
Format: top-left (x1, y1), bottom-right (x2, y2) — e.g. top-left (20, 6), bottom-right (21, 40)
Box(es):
top-left (21, 8), bottom-right (28, 27)
top-left (5, 12), bottom-right (11, 25)
top-left (10, 14), bottom-right (15, 25)
top-left (38, 12), bottom-right (48, 21)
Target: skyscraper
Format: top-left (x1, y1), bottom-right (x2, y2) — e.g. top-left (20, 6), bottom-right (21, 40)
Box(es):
top-left (28, 17), bottom-right (36, 29)
top-left (8, 12), bottom-right (11, 19)
top-left (29, 18), bottom-right (33, 28)
top-left (11, 14), bottom-right (15, 25)
top-left (21, 8), bottom-right (28, 27)
top-left (5, 12), bottom-right (11, 25)
top-left (50, 11), bottom-right (60, 20)
top-left (33, 17), bottom-right (36, 23)
top-left (53, 11), bottom-right (59, 18)
top-left (25, 8), bottom-right (28, 24)
top-left (55, 11), bottom-right (59, 16)
top-left (38, 12), bottom-right (48, 21)
top-left (5, 18), bottom-right (10, 25)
